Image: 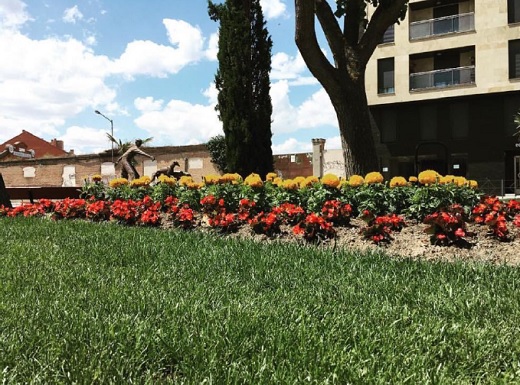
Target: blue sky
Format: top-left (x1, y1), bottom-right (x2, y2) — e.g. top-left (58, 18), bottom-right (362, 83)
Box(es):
top-left (0, 0), bottom-right (341, 155)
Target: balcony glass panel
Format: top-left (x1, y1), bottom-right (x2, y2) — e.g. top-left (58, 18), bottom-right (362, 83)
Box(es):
top-left (410, 13), bottom-right (474, 40)
top-left (409, 66), bottom-right (475, 91)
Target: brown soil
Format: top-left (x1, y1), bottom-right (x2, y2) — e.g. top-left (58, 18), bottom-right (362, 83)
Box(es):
top-left (217, 218), bottom-right (520, 266)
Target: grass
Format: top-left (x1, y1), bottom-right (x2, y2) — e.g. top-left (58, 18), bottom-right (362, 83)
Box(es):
top-left (1, 217), bottom-right (520, 384)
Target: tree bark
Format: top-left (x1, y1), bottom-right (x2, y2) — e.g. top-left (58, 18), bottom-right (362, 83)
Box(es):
top-left (295, 0), bottom-right (408, 176)
top-left (0, 173), bottom-right (12, 209)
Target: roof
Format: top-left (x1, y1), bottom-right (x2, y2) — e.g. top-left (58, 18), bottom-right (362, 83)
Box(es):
top-left (0, 130), bottom-right (69, 161)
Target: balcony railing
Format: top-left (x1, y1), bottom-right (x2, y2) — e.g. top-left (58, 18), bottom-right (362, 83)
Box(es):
top-left (409, 66), bottom-right (475, 90)
top-left (410, 13), bottom-right (474, 40)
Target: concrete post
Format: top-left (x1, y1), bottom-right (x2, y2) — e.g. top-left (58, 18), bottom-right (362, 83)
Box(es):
top-left (312, 138), bottom-right (326, 177)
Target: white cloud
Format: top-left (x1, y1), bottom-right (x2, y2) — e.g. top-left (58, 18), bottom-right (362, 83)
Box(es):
top-left (272, 138), bottom-right (311, 154)
top-left (205, 32), bottom-right (219, 61)
top-left (112, 19), bottom-right (207, 79)
top-left (59, 126), bottom-right (111, 155)
top-left (261, 0), bottom-right (287, 19)
top-left (296, 88), bottom-right (336, 128)
top-left (0, 0), bottom-right (31, 29)
top-left (134, 94), bottom-right (222, 146)
top-left (62, 5), bottom-right (83, 24)
top-left (134, 97), bottom-right (164, 112)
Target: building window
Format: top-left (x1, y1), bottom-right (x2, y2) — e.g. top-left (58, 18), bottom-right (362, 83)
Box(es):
top-left (188, 158), bottom-right (203, 169)
top-left (381, 110), bottom-right (397, 142)
top-left (380, 25), bottom-right (395, 44)
top-left (62, 165), bottom-right (76, 187)
top-left (420, 106), bottom-right (437, 140)
top-left (509, 0), bottom-right (520, 24)
top-left (378, 58), bottom-right (395, 94)
top-left (509, 39), bottom-right (520, 79)
top-left (23, 167), bottom-right (36, 178)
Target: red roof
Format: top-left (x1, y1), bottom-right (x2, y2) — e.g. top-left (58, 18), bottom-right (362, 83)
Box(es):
top-left (0, 130), bottom-right (69, 160)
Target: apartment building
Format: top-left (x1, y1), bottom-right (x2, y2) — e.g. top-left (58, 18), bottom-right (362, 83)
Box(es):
top-left (366, 0), bottom-right (520, 194)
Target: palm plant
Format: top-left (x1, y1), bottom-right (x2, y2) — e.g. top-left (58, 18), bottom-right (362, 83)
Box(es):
top-left (106, 133), bottom-right (153, 154)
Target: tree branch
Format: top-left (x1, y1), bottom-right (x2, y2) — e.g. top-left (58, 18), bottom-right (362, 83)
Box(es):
top-left (314, 0), bottom-right (345, 69)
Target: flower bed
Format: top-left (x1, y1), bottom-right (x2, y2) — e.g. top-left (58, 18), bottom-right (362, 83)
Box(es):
top-left (2, 170), bottom-right (519, 260)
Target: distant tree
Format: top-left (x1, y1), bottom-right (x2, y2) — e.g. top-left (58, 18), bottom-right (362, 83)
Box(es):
top-left (206, 135), bottom-right (228, 173)
top-left (209, 0), bottom-right (274, 178)
top-left (295, 0), bottom-right (408, 175)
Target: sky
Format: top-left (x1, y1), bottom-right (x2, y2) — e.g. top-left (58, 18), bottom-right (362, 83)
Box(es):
top-left (0, 0), bottom-right (342, 155)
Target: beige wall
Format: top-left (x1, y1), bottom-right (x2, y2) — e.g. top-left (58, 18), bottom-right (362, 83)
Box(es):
top-left (366, 0), bottom-right (520, 105)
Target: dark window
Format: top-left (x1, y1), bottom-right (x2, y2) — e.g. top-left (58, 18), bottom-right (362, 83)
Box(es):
top-left (380, 25), bottom-right (395, 44)
top-left (450, 102), bottom-right (469, 139)
top-left (381, 110), bottom-right (397, 142)
top-left (509, 0), bottom-right (520, 24)
top-left (420, 106), bottom-right (437, 140)
top-left (378, 58), bottom-right (395, 94)
top-left (509, 39), bottom-right (520, 79)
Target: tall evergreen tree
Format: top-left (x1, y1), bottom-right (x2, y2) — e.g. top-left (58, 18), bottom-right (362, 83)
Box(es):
top-left (208, 0), bottom-right (274, 178)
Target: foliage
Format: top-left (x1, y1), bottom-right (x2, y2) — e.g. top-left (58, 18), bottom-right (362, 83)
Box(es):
top-left (209, 0), bottom-right (274, 177)
top-left (360, 210), bottom-right (406, 244)
top-left (206, 135), bottom-right (227, 173)
top-left (471, 196), bottom-right (520, 242)
top-left (423, 204), bottom-right (473, 247)
top-left (293, 212), bottom-right (335, 243)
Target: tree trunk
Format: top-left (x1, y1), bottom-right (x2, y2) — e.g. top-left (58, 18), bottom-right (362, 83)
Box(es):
top-left (0, 173), bottom-right (12, 209)
top-left (331, 78), bottom-right (380, 176)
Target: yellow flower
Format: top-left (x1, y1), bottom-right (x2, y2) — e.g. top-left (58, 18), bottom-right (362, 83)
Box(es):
top-left (282, 179), bottom-right (299, 190)
top-left (109, 178), bottom-right (129, 188)
top-left (409, 176), bottom-right (418, 183)
top-left (187, 181), bottom-right (203, 189)
top-left (204, 174), bottom-right (220, 185)
top-left (453, 176), bottom-right (467, 187)
top-left (293, 176), bottom-right (305, 187)
top-left (364, 172), bottom-right (384, 185)
top-left (418, 170), bottom-right (439, 185)
top-left (266, 172), bottom-right (278, 182)
top-left (131, 176), bottom-right (151, 187)
top-left (158, 174), bottom-right (176, 186)
top-left (220, 173), bottom-right (242, 184)
top-left (300, 176), bottom-right (319, 188)
top-left (91, 174), bottom-right (102, 182)
top-left (244, 173), bottom-right (263, 188)
top-left (273, 177), bottom-right (283, 186)
top-left (389, 176), bottom-right (408, 188)
top-left (438, 175), bottom-right (455, 185)
top-left (468, 180), bottom-right (478, 189)
top-left (178, 176), bottom-right (194, 186)
top-left (348, 175), bottom-right (364, 187)
top-left (321, 173), bottom-right (340, 188)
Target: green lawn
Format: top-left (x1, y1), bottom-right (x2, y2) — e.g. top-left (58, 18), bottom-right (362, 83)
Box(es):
top-left (1, 217), bottom-right (520, 384)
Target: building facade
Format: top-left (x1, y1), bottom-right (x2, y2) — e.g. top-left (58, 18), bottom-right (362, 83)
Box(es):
top-left (366, 0), bottom-right (520, 194)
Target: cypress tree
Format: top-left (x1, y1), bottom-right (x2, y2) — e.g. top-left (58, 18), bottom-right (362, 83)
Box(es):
top-left (208, 0), bottom-right (273, 178)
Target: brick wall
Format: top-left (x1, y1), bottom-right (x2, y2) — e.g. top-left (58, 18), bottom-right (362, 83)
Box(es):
top-left (0, 144), bottom-right (220, 187)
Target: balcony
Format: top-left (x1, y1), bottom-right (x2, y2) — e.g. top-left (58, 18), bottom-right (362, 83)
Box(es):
top-left (410, 12), bottom-right (474, 40)
top-left (410, 66), bottom-right (475, 91)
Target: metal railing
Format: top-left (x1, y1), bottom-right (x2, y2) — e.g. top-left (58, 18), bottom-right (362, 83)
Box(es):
top-left (410, 66), bottom-right (475, 90)
top-left (410, 13), bottom-right (474, 40)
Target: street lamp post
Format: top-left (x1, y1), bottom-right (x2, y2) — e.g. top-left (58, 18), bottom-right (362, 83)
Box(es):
top-left (94, 110), bottom-right (114, 163)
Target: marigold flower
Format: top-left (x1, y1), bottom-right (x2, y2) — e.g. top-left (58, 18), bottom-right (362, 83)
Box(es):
top-left (453, 176), bottom-right (467, 187)
top-left (131, 176), bottom-right (151, 187)
top-left (468, 180), bottom-right (478, 189)
top-left (272, 177), bottom-right (283, 186)
top-left (220, 173), bottom-right (242, 184)
top-left (91, 174), bottom-right (102, 182)
top-left (265, 172), bottom-right (278, 182)
top-left (300, 176), bottom-right (319, 188)
top-left (418, 170), bottom-right (439, 185)
top-left (204, 174), bottom-right (220, 185)
top-left (157, 174), bottom-right (176, 186)
top-left (282, 179), bottom-right (299, 190)
top-left (408, 176), bottom-right (418, 183)
top-left (389, 176), bottom-right (407, 188)
top-left (348, 175), bottom-right (364, 187)
top-left (244, 173), bottom-right (263, 188)
top-left (321, 173), bottom-right (340, 188)
top-left (364, 172), bottom-right (384, 185)
top-left (439, 175), bottom-right (455, 185)
top-left (178, 176), bottom-right (194, 186)
top-left (109, 178), bottom-right (129, 188)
